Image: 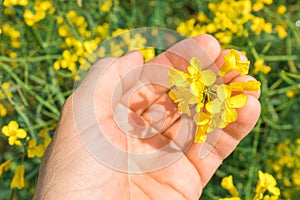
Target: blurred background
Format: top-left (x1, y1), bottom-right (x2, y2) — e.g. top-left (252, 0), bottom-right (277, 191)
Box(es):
top-left (0, 0), bottom-right (299, 199)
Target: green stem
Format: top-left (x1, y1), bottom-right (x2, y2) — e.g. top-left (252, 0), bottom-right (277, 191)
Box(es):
top-left (266, 84), bottom-right (300, 96)
top-left (261, 55), bottom-right (299, 62)
top-left (0, 62), bottom-right (60, 118)
top-left (0, 55), bottom-right (61, 62)
top-left (247, 40), bottom-right (259, 60)
top-left (245, 118), bottom-right (262, 200)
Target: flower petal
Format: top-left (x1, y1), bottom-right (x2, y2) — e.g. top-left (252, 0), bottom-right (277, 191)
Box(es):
top-left (190, 81), bottom-right (204, 97)
top-left (217, 85), bottom-right (231, 101)
top-left (17, 129), bottom-right (27, 138)
top-left (229, 94), bottom-right (247, 108)
top-left (201, 70), bottom-right (216, 86)
top-left (8, 121), bottom-right (19, 130)
top-left (190, 57), bottom-right (202, 71)
top-left (194, 126), bottom-right (207, 143)
top-left (168, 67), bottom-right (189, 88)
top-left (206, 99), bottom-right (222, 114)
top-left (1, 126), bottom-right (10, 136)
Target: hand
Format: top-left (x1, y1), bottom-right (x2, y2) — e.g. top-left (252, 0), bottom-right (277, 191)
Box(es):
top-left (33, 34), bottom-right (260, 200)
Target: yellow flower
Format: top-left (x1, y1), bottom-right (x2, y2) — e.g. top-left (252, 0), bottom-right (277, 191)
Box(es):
top-left (277, 5), bottom-right (287, 15)
top-left (193, 112), bottom-right (212, 143)
top-left (3, 0), bottom-right (28, 7)
top-left (0, 160), bottom-right (11, 176)
top-left (0, 103), bottom-right (8, 117)
top-left (58, 25), bottom-right (70, 37)
top-left (23, 0), bottom-right (53, 26)
top-left (139, 47), bottom-right (155, 62)
top-left (275, 25), bottom-right (287, 39)
top-left (168, 67), bottom-right (189, 88)
top-left (0, 82), bottom-right (13, 99)
top-left (286, 89), bottom-right (298, 98)
top-left (253, 58), bottom-right (271, 74)
top-left (27, 139), bottom-right (46, 158)
top-left (229, 80), bottom-right (261, 92)
top-left (221, 175), bottom-right (239, 197)
top-left (219, 49), bottom-right (250, 77)
top-left (206, 85), bottom-right (247, 128)
top-left (168, 87), bottom-right (197, 117)
top-left (38, 128), bottom-right (52, 147)
top-left (186, 57), bottom-right (216, 97)
top-left (100, 0), bottom-right (112, 12)
top-left (10, 165), bottom-right (25, 189)
top-left (292, 171), bottom-right (300, 186)
top-left (1, 121), bottom-right (27, 146)
top-left (255, 171), bottom-right (280, 197)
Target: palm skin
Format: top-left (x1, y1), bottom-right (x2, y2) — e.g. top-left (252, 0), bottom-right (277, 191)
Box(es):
top-left (33, 34), bottom-right (261, 200)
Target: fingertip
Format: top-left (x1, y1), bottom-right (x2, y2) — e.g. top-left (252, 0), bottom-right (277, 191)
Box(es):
top-left (192, 34), bottom-right (221, 62)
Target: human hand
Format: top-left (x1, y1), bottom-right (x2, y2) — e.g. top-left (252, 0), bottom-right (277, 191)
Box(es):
top-left (33, 34), bottom-right (260, 200)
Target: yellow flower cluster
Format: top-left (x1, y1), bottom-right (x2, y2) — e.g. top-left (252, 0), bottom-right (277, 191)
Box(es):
top-left (253, 58), bottom-right (271, 74)
top-left (23, 0), bottom-right (55, 26)
top-left (168, 50), bottom-right (261, 143)
top-left (1, 121), bottom-right (27, 146)
top-left (1, 23), bottom-right (21, 48)
top-left (0, 82), bottom-right (13, 100)
top-left (252, 0), bottom-right (273, 12)
top-left (270, 139), bottom-right (300, 199)
top-left (110, 29), bottom-right (155, 61)
top-left (3, 0), bottom-right (28, 7)
top-left (220, 171), bottom-right (280, 200)
top-left (27, 128), bottom-right (52, 158)
top-left (176, 0), bottom-right (287, 45)
top-left (54, 10), bottom-right (109, 75)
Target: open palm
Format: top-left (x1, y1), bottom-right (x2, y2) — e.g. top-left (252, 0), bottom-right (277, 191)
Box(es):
top-left (34, 34), bottom-right (260, 200)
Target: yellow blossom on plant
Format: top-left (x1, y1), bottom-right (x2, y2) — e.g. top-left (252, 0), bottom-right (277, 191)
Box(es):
top-left (277, 5), bottom-right (287, 15)
top-left (275, 25), bottom-right (287, 39)
top-left (0, 103), bottom-right (8, 117)
top-left (27, 139), bottom-right (46, 158)
top-left (23, 0), bottom-right (54, 26)
top-left (219, 50), bottom-right (250, 77)
top-left (0, 82), bottom-right (13, 99)
top-left (292, 171), bottom-right (300, 186)
top-left (253, 58), bottom-right (271, 74)
top-left (0, 160), bottom-right (11, 176)
top-left (255, 171), bottom-right (280, 198)
top-left (3, 0), bottom-right (28, 6)
top-left (139, 47), bottom-right (155, 62)
top-left (100, 0), bottom-right (112, 12)
top-left (1, 121), bottom-right (27, 146)
top-left (221, 175), bottom-right (239, 197)
top-left (10, 165), bottom-right (25, 189)
top-left (286, 89), bottom-right (298, 98)
top-left (38, 128), bottom-right (52, 147)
